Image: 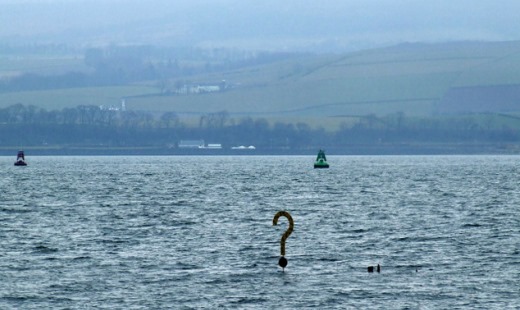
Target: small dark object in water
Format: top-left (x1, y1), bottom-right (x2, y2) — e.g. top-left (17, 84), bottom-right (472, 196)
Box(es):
top-left (368, 264), bottom-right (381, 273)
top-left (14, 150), bottom-right (27, 166)
top-left (279, 256), bottom-right (288, 270)
top-left (14, 160), bottom-right (27, 166)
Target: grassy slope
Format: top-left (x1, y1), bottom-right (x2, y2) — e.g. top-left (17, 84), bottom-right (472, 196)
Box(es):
top-left (0, 55), bottom-right (89, 78)
top-left (128, 41), bottom-right (520, 118)
top-left (0, 86), bottom-right (157, 110)
top-left (3, 41), bottom-right (520, 124)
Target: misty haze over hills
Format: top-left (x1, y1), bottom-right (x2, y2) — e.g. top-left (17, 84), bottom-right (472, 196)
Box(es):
top-left (2, 0), bottom-right (520, 52)
top-left (3, 1), bottom-right (520, 154)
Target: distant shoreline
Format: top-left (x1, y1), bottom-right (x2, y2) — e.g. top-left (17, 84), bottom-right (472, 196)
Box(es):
top-left (1, 143), bottom-right (519, 156)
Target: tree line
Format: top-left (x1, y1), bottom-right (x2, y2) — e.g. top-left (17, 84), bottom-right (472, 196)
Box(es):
top-left (1, 104), bottom-right (520, 152)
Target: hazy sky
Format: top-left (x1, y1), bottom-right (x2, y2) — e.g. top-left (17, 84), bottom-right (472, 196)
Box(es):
top-left (2, 0), bottom-right (520, 51)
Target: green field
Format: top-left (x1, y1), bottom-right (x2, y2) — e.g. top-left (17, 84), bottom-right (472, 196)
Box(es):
top-left (0, 86), bottom-right (158, 110)
top-left (3, 41), bottom-right (520, 124)
top-left (0, 55), bottom-right (88, 78)
top-left (106, 41), bottom-right (520, 118)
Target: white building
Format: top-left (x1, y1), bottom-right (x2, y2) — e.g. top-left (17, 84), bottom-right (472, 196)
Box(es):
top-left (179, 140), bottom-right (205, 148)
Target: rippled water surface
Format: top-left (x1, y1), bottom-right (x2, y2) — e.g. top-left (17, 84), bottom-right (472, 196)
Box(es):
top-left (1, 155), bottom-right (519, 309)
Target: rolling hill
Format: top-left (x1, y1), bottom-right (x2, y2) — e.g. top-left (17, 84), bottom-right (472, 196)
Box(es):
top-left (3, 40), bottom-right (520, 124)
top-left (117, 41), bottom-right (520, 126)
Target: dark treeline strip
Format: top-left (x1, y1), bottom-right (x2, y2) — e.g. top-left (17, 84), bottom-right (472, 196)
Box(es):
top-left (1, 104), bottom-right (520, 150)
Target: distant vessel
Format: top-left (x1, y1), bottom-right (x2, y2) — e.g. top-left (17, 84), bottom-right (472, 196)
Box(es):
top-left (14, 150), bottom-right (27, 166)
top-left (314, 149), bottom-right (329, 168)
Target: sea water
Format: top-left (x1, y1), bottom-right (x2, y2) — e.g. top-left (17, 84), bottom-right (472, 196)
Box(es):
top-left (0, 155), bottom-right (518, 309)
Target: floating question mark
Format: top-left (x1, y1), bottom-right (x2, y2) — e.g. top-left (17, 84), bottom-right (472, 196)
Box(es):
top-left (272, 211), bottom-right (294, 270)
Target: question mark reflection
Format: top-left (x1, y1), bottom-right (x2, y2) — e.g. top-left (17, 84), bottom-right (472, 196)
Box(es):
top-left (272, 211), bottom-right (294, 271)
